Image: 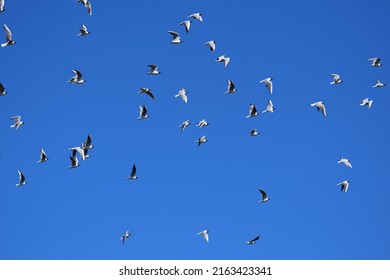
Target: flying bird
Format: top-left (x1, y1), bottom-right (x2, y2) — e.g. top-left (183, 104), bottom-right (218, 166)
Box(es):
top-left (258, 188), bottom-right (270, 202)
top-left (330, 73), bottom-right (342, 84)
top-left (138, 105), bottom-right (149, 120)
top-left (179, 20), bottom-right (191, 34)
top-left (248, 129), bottom-right (260, 136)
top-left (225, 80), bottom-right (237, 94)
top-left (372, 80), bottom-right (387, 88)
top-left (337, 157), bottom-right (352, 168)
top-left (138, 87), bottom-right (155, 100)
top-left (197, 230), bottom-right (209, 242)
top-left (82, 134), bottom-right (94, 149)
top-left (179, 120), bottom-right (191, 132)
top-left (77, 24), bottom-right (90, 36)
top-left (120, 231), bottom-right (131, 245)
top-left (311, 101), bottom-right (326, 118)
top-left (37, 148), bottom-right (49, 163)
top-left (0, 82), bottom-right (7, 96)
top-left (196, 135), bottom-right (208, 146)
top-left (215, 55), bottom-right (230, 68)
top-left (360, 98), bottom-right (373, 108)
top-left (246, 235), bottom-right (261, 245)
top-left (262, 100), bottom-right (275, 113)
top-left (337, 180), bottom-right (350, 193)
top-left (16, 170), bottom-right (27, 187)
top-left (196, 119), bottom-right (209, 128)
top-left (175, 87), bottom-right (188, 103)
top-left (69, 150), bottom-right (80, 169)
top-left (126, 164), bottom-right (138, 180)
top-left (188, 13), bottom-right (203, 22)
top-left (68, 69), bottom-right (85, 84)
top-left (246, 103), bottom-right (258, 118)
top-left (1, 24), bottom-right (15, 47)
top-left (77, 0), bottom-right (92, 15)
top-left (10, 116), bottom-right (24, 130)
top-left (168, 31), bottom-right (182, 44)
top-left (260, 78), bottom-right (273, 94)
top-left (0, 0), bottom-right (5, 12)
top-left (368, 57), bottom-right (382, 67)
top-left (204, 40), bottom-right (216, 52)
top-left (147, 64), bottom-right (160, 75)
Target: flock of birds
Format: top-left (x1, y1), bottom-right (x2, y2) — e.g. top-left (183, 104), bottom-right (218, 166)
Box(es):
top-left (1, 0), bottom-right (388, 249)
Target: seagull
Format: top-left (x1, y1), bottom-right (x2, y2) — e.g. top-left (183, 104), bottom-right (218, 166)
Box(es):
top-left (368, 57), bottom-right (382, 67)
top-left (260, 77), bottom-right (273, 94)
top-left (196, 135), bottom-right (208, 146)
top-left (120, 231), bottom-right (131, 245)
top-left (138, 87), bottom-right (155, 100)
top-left (69, 151), bottom-right (80, 169)
top-left (69, 146), bottom-right (86, 161)
top-left (311, 101), bottom-right (326, 118)
top-left (337, 157), bottom-right (352, 168)
top-left (337, 180), bottom-right (350, 193)
top-left (0, 0), bottom-right (5, 12)
top-left (360, 98), bottom-right (373, 108)
top-left (1, 24), bottom-right (15, 47)
top-left (262, 100), bottom-right (275, 113)
top-left (77, 24), bottom-right (90, 36)
top-left (68, 69), bottom-right (85, 84)
top-left (215, 55), bottom-right (230, 68)
top-left (249, 129), bottom-right (260, 136)
top-left (175, 87), bottom-right (188, 103)
top-left (0, 82), bottom-right (7, 96)
top-left (77, 0), bottom-right (92, 15)
top-left (258, 188), bottom-right (270, 202)
top-left (204, 40), bottom-right (216, 52)
top-left (188, 13), bottom-right (203, 22)
top-left (372, 80), bottom-right (387, 88)
top-left (179, 120), bottom-right (191, 132)
top-left (138, 105), bottom-right (149, 120)
top-left (126, 163), bottom-right (138, 180)
top-left (16, 170), bottom-right (27, 187)
top-left (82, 134), bottom-right (94, 149)
top-left (168, 31), bottom-right (182, 44)
top-left (330, 73), bottom-right (342, 84)
top-left (37, 148), bottom-right (49, 163)
top-left (147, 64), bottom-right (160, 75)
top-left (196, 119), bottom-right (209, 128)
top-left (179, 20), bottom-right (191, 34)
top-left (246, 235), bottom-right (261, 245)
top-left (225, 80), bottom-right (237, 94)
top-left (197, 230), bottom-right (209, 242)
top-left (10, 116), bottom-right (24, 130)
top-left (246, 103), bottom-right (258, 118)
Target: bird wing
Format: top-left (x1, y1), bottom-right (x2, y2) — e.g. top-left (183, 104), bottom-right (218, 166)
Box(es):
top-left (72, 69), bottom-right (82, 79)
top-left (85, 1), bottom-right (92, 15)
top-left (148, 64), bottom-right (158, 72)
top-left (130, 164), bottom-right (137, 177)
top-left (168, 31), bottom-right (179, 38)
top-left (0, 82), bottom-right (4, 93)
top-left (258, 188), bottom-right (267, 200)
top-left (11, 115), bottom-right (21, 122)
top-left (3, 24), bottom-right (12, 41)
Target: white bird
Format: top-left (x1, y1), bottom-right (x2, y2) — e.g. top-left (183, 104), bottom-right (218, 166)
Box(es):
top-left (258, 188), bottom-right (270, 202)
top-left (215, 55), bottom-right (230, 68)
top-left (197, 230), bottom-right (209, 242)
top-left (138, 105), bottom-right (149, 120)
top-left (179, 20), bottom-right (191, 34)
top-left (0, 0), bottom-right (5, 13)
top-left (204, 40), bottom-right (216, 52)
top-left (82, 134), bottom-right (94, 149)
top-left (168, 31), bottom-right (182, 44)
top-left (120, 231), bottom-right (131, 245)
top-left (311, 101), bottom-right (326, 118)
top-left (37, 148), bottom-right (49, 163)
top-left (69, 151), bottom-right (80, 169)
top-left (147, 64), bottom-right (160, 75)
top-left (138, 87), bottom-right (155, 100)
top-left (372, 80), bottom-right (387, 88)
top-left (225, 80), bottom-right (237, 94)
top-left (249, 129), bottom-right (260, 136)
top-left (175, 87), bottom-right (188, 103)
top-left (196, 135), bottom-right (208, 146)
top-left (16, 170), bottom-right (27, 187)
top-left (246, 235), bottom-right (260, 245)
top-left (77, 24), bottom-right (90, 36)
top-left (0, 82), bottom-right (7, 96)
top-left (337, 180), bottom-right (350, 193)
top-left (246, 103), bottom-right (258, 118)
top-left (1, 24), bottom-right (15, 47)
top-left (188, 13), bottom-right (203, 22)
top-left (337, 157), bottom-right (352, 168)
top-left (260, 77), bottom-right (273, 94)
top-left (262, 100), bottom-right (275, 113)
top-left (368, 57), bottom-right (382, 67)
top-left (69, 146), bottom-right (86, 161)
top-left (179, 120), bottom-right (191, 132)
top-left (196, 119), bottom-right (209, 128)
top-left (360, 98), bottom-right (373, 108)
top-left (126, 164), bottom-right (138, 180)
top-left (10, 116), bottom-right (24, 130)
top-left (330, 73), bottom-right (342, 84)
top-left (68, 69), bottom-right (85, 84)
top-left (77, 0), bottom-right (92, 15)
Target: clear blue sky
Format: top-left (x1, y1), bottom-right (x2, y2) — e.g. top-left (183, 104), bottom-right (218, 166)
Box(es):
top-left (1, 0), bottom-right (389, 260)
